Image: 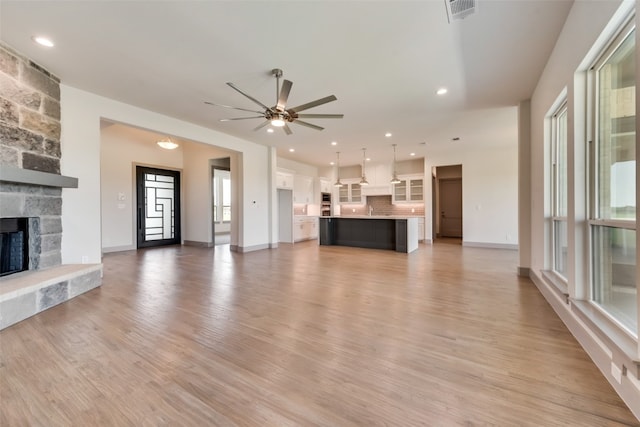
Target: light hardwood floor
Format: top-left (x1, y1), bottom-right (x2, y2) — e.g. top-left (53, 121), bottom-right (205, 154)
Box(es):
top-left (1, 242), bottom-right (638, 426)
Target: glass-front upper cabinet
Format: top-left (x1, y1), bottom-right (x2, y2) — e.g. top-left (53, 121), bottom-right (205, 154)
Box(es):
top-left (393, 176), bottom-right (423, 203)
top-left (410, 179), bottom-right (423, 201)
top-left (339, 181), bottom-right (362, 204)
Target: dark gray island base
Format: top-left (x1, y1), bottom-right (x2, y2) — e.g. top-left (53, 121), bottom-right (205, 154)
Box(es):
top-left (319, 217), bottom-right (418, 253)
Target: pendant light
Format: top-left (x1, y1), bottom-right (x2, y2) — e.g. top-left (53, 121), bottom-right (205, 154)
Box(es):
top-left (359, 148), bottom-right (369, 186)
top-left (333, 151), bottom-right (344, 187)
top-left (390, 144), bottom-right (401, 184)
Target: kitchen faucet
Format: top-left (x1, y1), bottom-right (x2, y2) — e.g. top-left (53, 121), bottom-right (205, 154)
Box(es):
top-left (368, 205), bottom-right (373, 216)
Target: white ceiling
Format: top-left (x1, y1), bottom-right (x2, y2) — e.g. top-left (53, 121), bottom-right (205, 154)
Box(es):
top-left (0, 0), bottom-right (573, 167)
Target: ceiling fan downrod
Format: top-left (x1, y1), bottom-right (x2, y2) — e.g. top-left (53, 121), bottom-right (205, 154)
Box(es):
top-left (272, 68), bottom-right (283, 109)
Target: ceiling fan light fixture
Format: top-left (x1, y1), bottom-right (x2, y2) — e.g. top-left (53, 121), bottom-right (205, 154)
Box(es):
top-left (157, 137), bottom-right (179, 150)
top-left (271, 117), bottom-right (286, 127)
top-left (206, 68), bottom-right (342, 135)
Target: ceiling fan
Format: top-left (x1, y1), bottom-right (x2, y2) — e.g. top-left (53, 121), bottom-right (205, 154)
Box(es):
top-left (205, 68), bottom-right (343, 135)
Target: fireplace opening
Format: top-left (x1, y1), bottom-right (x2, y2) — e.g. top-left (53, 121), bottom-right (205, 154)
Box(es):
top-left (0, 218), bottom-right (29, 277)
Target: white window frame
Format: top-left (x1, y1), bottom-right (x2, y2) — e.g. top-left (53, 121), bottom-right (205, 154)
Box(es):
top-left (551, 101), bottom-right (569, 281)
top-left (587, 16), bottom-right (637, 336)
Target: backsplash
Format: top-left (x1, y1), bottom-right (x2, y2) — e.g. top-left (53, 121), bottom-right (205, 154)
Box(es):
top-left (341, 195), bottom-right (424, 217)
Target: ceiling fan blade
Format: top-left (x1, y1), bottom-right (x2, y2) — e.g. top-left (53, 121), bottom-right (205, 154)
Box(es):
top-left (253, 121), bottom-right (270, 131)
top-left (204, 101), bottom-right (264, 115)
top-left (295, 114), bottom-right (344, 119)
top-left (276, 79), bottom-right (293, 112)
top-left (283, 124), bottom-right (293, 135)
top-left (293, 120), bottom-right (324, 131)
top-left (288, 95), bottom-right (337, 113)
top-left (226, 82), bottom-right (273, 111)
top-left (219, 116), bottom-right (264, 122)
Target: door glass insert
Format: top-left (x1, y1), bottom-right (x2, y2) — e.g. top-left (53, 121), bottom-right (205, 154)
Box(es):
top-left (136, 166), bottom-right (181, 248)
top-left (144, 173), bottom-right (175, 240)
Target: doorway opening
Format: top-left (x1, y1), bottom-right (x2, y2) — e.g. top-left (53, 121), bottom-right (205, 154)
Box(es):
top-left (277, 189), bottom-right (293, 243)
top-left (211, 158), bottom-right (231, 246)
top-left (432, 164), bottom-right (462, 244)
top-left (136, 166), bottom-right (181, 248)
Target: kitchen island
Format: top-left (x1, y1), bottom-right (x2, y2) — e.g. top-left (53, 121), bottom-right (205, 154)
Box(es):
top-left (319, 216), bottom-right (419, 253)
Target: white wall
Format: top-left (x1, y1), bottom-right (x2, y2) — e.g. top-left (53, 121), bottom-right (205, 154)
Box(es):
top-left (61, 85), bottom-right (272, 263)
top-left (425, 135), bottom-right (519, 247)
top-left (277, 157), bottom-right (319, 177)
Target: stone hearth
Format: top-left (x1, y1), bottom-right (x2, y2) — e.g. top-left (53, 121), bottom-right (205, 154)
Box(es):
top-left (0, 264), bottom-right (101, 329)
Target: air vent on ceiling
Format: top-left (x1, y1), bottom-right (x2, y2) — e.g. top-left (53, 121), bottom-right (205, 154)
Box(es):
top-left (445, 0), bottom-right (477, 22)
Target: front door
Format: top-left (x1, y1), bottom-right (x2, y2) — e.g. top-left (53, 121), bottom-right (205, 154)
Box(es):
top-left (439, 178), bottom-right (462, 238)
top-left (136, 166), bottom-right (181, 248)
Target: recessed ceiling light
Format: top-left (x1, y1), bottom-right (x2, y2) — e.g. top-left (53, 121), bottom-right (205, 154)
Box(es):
top-left (410, 152), bottom-right (416, 156)
top-left (366, 158), bottom-right (371, 161)
top-left (289, 148), bottom-right (295, 152)
top-left (331, 141), bottom-right (337, 146)
top-left (385, 132), bottom-right (392, 137)
top-left (330, 161), bottom-right (335, 165)
top-left (436, 88), bottom-right (448, 95)
top-left (267, 128), bottom-right (274, 133)
top-left (32, 36), bottom-right (54, 47)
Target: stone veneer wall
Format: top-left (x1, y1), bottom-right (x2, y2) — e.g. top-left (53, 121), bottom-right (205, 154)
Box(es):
top-left (0, 42), bottom-right (63, 270)
top-left (0, 43), bottom-right (102, 331)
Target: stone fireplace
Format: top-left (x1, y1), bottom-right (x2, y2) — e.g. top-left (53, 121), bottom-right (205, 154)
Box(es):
top-left (0, 43), bottom-right (101, 330)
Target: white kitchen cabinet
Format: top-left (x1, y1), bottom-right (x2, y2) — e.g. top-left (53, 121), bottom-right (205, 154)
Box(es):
top-left (338, 180), bottom-right (362, 204)
top-left (276, 169), bottom-right (294, 189)
top-left (418, 217), bottom-right (425, 242)
top-left (409, 178), bottom-right (424, 201)
top-left (309, 217), bottom-right (318, 239)
top-left (294, 216), bottom-right (318, 242)
top-left (293, 175), bottom-right (314, 204)
top-left (392, 175), bottom-right (424, 203)
top-left (318, 177), bottom-right (332, 194)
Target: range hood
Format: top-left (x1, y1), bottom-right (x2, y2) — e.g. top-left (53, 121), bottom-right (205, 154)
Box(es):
top-left (362, 184), bottom-right (392, 196)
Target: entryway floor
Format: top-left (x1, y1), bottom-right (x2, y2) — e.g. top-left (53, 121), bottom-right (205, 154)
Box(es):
top-left (214, 233), bottom-right (230, 245)
top-left (434, 236), bottom-right (462, 245)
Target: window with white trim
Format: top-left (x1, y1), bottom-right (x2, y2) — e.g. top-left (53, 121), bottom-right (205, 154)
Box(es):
top-left (589, 19), bottom-right (637, 335)
top-left (552, 102), bottom-right (568, 279)
top-left (213, 168), bottom-right (231, 223)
